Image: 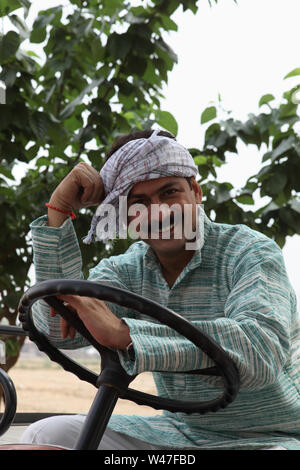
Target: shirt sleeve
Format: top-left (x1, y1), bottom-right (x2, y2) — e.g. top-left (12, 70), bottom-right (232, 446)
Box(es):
top-left (118, 238), bottom-right (297, 390)
top-left (29, 215), bottom-right (137, 349)
top-left (29, 215), bottom-right (87, 349)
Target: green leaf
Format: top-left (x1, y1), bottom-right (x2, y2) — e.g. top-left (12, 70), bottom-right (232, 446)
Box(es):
top-left (275, 233), bottom-right (285, 248)
top-left (29, 112), bottom-right (50, 141)
top-left (279, 207), bottom-right (300, 232)
top-left (0, 0), bottom-right (22, 17)
top-left (59, 78), bottom-right (104, 120)
top-left (201, 106), bottom-right (217, 124)
top-left (159, 15), bottom-right (178, 32)
top-left (126, 55), bottom-right (148, 76)
top-left (284, 68), bottom-right (300, 79)
top-left (257, 164), bottom-right (272, 181)
top-left (101, 0), bottom-right (124, 16)
top-left (205, 122), bottom-right (220, 139)
top-left (274, 191), bottom-right (290, 207)
top-left (107, 33), bottom-right (133, 60)
top-left (155, 38), bottom-right (178, 63)
top-left (18, 0), bottom-right (31, 18)
top-left (215, 183), bottom-right (232, 204)
top-left (156, 110), bottom-right (178, 136)
top-left (271, 136), bottom-right (295, 162)
top-left (0, 65), bottom-right (17, 87)
top-left (124, 12), bottom-right (146, 24)
top-left (262, 151), bottom-right (272, 163)
top-left (30, 27), bottom-right (47, 44)
top-left (142, 61), bottom-right (161, 86)
top-left (4, 292), bottom-right (21, 310)
top-left (211, 155), bottom-right (223, 167)
top-left (258, 94), bottom-right (275, 107)
top-left (9, 14), bottom-right (30, 40)
top-left (132, 35), bottom-right (154, 56)
top-left (206, 130), bottom-right (229, 149)
top-left (262, 172), bottom-right (288, 197)
top-left (26, 50), bottom-right (40, 59)
top-left (291, 88), bottom-right (300, 105)
top-left (36, 156), bottom-right (52, 168)
top-left (33, 8), bottom-right (60, 28)
top-left (236, 194), bottom-right (254, 205)
top-left (193, 155), bottom-right (207, 165)
top-left (0, 31), bottom-right (20, 62)
top-left (182, 0), bottom-right (198, 13)
top-left (25, 144), bottom-right (39, 161)
top-left (0, 164), bottom-right (14, 180)
top-left (5, 337), bottom-right (20, 357)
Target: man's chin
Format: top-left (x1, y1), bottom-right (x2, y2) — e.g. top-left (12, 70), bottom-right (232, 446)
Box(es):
top-left (143, 236), bottom-right (188, 254)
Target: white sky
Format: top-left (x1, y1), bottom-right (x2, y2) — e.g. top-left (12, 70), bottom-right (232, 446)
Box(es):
top-left (3, 0), bottom-right (300, 300)
top-left (159, 0), bottom-right (300, 300)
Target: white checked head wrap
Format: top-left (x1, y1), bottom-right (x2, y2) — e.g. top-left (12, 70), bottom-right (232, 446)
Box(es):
top-left (83, 129), bottom-right (199, 243)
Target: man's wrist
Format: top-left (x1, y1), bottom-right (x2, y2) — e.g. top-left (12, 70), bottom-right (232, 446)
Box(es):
top-left (118, 320), bottom-right (132, 350)
top-left (47, 196), bottom-right (72, 227)
top-left (49, 194), bottom-right (72, 213)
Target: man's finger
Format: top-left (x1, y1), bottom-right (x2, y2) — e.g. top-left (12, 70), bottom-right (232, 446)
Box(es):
top-left (50, 307), bottom-right (56, 317)
top-left (60, 317), bottom-right (68, 339)
top-left (56, 294), bottom-right (80, 309)
top-left (52, 298), bottom-right (77, 339)
top-left (60, 317), bottom-right (76, 339)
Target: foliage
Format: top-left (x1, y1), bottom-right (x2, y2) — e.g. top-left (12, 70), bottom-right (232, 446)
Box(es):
top-left (0, 0), bottom-right (202, 369)
top-left (197, 74), bottom-right (300, 248)
top-left (0, 0), bottom-right (299, 372)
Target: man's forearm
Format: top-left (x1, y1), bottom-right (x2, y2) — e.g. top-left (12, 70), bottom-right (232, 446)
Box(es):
top-left (30, 215), bottom-right (86, 348)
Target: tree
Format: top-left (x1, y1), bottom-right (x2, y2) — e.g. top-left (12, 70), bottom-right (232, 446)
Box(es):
top-left (0, 0), bottom-right (202, 372)
top-left (0, 0), bottom-right (299, 373)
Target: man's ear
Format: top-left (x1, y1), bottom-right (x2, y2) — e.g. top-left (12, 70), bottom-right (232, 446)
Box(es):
top-left (191, 177), bottom-right (202, 203)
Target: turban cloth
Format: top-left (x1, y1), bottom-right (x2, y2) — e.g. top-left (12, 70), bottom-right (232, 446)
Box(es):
top-left (83, 129), bottom-right (199, 244)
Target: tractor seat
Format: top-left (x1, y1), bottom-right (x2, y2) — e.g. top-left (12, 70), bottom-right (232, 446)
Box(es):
top-left (0, 443), bottom-right (65, 450)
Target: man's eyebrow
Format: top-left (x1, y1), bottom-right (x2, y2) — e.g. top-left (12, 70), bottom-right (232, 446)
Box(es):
top-left (128, 181), bottom-right (180, 200)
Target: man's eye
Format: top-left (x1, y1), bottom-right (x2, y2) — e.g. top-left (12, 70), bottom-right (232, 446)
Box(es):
top-left (132, 199), bottom-right (146, 205)
top-left (129, 200), bottom-right (148, 208)
top-left (163, 189), bottom-right (178, 196)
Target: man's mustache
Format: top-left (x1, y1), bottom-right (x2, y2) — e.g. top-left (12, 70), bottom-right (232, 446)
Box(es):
top-left (146, 212), bottom-right (183, 233)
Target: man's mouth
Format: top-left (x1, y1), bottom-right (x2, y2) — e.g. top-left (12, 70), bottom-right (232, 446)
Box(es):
top-left (158, 220), bottom-right (175, 235)
top-left (150, 213), bottom-right (182, 238)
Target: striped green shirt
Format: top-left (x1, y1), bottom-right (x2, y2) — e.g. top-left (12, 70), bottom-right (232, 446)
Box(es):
top-left (29, 212), bottom-right (300, 449)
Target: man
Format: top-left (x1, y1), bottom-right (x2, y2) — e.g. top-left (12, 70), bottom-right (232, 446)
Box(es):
top-left (21, 129), bottom-right (300, 450)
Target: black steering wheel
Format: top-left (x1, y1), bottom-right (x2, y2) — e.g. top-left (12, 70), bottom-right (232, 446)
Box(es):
top-left (0, 368), bottom-right (17, 437)
top-left (18, 279), bottom-right (240, 417)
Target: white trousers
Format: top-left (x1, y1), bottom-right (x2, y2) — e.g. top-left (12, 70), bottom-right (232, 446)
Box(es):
top-left (20, 414), bottom-right (287, 450)
top-left (20, 414), bottom-right (165, 450)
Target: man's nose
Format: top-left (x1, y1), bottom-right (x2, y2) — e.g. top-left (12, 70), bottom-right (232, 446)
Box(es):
top-left (148, 203), bottom-right (172, 225)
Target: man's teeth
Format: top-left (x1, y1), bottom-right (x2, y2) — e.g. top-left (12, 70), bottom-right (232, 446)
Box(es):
top-left (159, 222), bottom-right (174, 233)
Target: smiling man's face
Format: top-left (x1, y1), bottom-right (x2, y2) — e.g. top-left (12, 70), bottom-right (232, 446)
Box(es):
top-left (127, 176), bottom-right (202, 257)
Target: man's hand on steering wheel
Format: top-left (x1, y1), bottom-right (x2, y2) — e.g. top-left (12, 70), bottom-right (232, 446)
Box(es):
top-left (50, 295), bottom-right (131, 350)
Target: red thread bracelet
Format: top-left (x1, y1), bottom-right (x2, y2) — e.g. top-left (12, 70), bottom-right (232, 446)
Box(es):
top-left (45, 203), bottom-right (76, 220)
